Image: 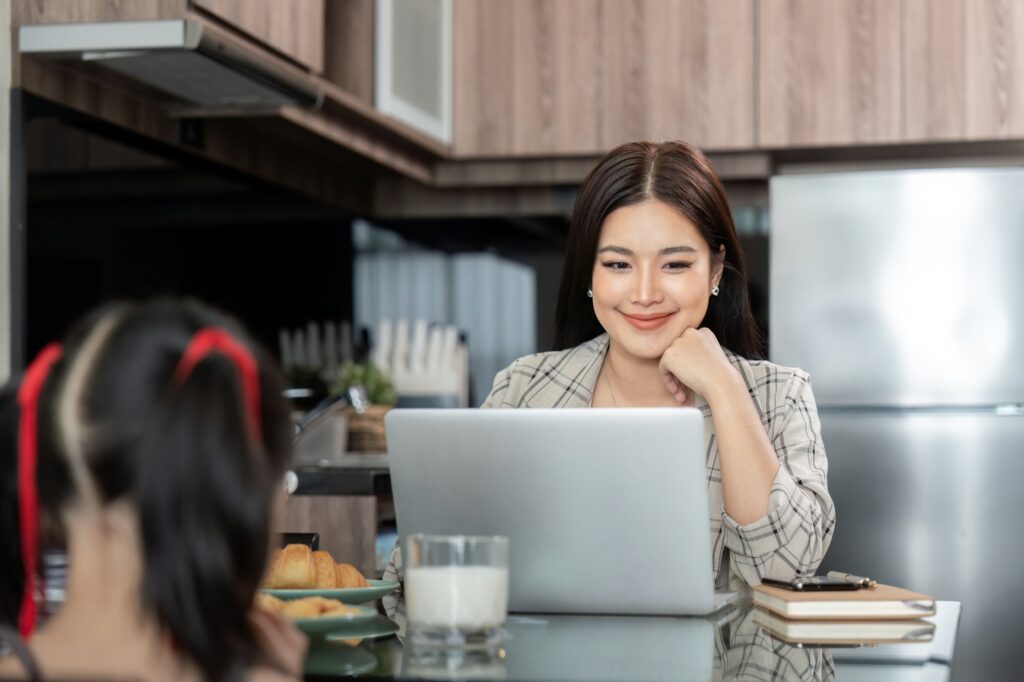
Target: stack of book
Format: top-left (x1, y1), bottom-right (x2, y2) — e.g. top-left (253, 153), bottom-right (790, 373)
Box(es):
top-left (751, 582), bottom-right (937, 646)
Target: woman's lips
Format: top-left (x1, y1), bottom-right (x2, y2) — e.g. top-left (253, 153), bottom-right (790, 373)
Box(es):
top-left (620, 311), bottom-right (675, 331)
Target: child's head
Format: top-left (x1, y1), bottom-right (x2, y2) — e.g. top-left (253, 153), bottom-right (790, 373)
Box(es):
top-left (1, 298), bottom-right (294, 679)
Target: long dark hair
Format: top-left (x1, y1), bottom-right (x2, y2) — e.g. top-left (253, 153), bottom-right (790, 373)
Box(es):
top-left (554, 141), bottom-right (763, 358)
top-left (0, 299), bottom-right (293, 681)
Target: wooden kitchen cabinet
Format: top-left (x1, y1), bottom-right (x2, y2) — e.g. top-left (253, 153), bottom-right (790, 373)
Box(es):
top-left (906, 0), bottom-right (1024, 141)
top-left (324, 0), bottom-right (375, 105)
top-left (904, 0), bottom-right (966, 141)
top-left (762, 0), bottom-right (1024, 147)
top-left (457, 0), bottom-right (1024, 154)
top-left (191, 0), bottom-right (326, 73)
top-left (454, 0), bottom-right (602, 156)
top-left (13, 0), bottom-right (187, 23)
top-left (453, 0), bottom-right (755, 157)
top-left (599, 0), bottom-right (755, 152)
top-left (758, 0), bottom-right (902, 147)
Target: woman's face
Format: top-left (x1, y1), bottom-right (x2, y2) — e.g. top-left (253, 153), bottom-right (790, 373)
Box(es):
top-left (591, 199), bottom-right (724, 361)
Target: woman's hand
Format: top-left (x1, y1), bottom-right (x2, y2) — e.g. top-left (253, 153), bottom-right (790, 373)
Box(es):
top-left (658, 327), bottom-right (739, 405)
top-left (662, 327), bottom-right (781, 525)
top-left (250, 608), bottom-right (308, 679)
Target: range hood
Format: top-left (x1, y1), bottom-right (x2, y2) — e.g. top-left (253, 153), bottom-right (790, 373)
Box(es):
top-left (19, 19), bottom-right (323, 108)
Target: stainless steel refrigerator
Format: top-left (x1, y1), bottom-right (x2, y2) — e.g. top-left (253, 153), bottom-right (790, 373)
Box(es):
top-left (770, 168), bottom-right (1024, 681)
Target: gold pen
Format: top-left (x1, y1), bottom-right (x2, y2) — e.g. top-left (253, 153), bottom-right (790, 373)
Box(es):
top-left (827, 571), bottom-right (877, 588)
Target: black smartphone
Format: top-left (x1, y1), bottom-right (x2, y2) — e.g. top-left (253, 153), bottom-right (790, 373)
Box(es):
top-left (761, 576), bottom-right (860, 591)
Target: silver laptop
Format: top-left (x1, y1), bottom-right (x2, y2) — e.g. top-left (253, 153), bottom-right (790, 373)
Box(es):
top-left (385, 408), bottom-right (736, 616)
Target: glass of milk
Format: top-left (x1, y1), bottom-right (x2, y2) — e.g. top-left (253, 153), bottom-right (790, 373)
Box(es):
top-left (404, 534), bottom-right (509, 649)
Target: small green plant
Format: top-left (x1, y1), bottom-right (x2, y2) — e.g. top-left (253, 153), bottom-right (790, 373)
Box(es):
top-left (330, 361), bottom-right (397, 406)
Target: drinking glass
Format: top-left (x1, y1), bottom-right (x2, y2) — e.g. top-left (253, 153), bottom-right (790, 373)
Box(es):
top-left (404, 534), bottom-right (509, 649)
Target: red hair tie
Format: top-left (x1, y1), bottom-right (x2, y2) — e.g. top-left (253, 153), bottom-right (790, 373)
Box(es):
top-left (17, 342), bottom-right (63, 638)
top-left (173, 328), bottom-right (262, 442)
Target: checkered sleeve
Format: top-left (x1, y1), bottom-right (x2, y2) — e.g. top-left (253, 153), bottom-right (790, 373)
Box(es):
top-left (480, 364), bottom-right (513, 408)
top-left (717, 609), bottom-right (836, 681)
top-left (722, 371), bottom-right (836, 584)
top-left (381, 539), bottom-right (403, 618)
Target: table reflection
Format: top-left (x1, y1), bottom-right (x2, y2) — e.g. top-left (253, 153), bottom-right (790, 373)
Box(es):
top-left (403, 648), bottom-right (508, 680)
top-left (305, 601), bottom-right (961, 682)
top-left (717, 609), bottom-right (835, 681)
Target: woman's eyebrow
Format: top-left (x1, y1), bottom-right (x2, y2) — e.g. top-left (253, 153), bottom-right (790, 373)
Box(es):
top-left (659, 245), bottom-right (698, 255)
top-left (597, 245), bottom-right (633, 256)
top-left (596, 245), bottom-right (698, 256)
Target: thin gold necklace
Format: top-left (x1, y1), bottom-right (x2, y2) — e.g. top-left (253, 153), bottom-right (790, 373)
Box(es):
top-left (604, 367), bottom-right (619, 407)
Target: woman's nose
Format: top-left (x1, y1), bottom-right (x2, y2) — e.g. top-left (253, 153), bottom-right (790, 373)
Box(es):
top-left (630, 267), bottom-right (663, 305)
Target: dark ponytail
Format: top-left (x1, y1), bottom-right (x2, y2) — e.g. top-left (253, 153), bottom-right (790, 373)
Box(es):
top-left (2, 299), bottom-right (293, 680)
top-left (0, 307), bottom-right (111, 631)
top-left (139, 352), bottom-right (276, 681)
top-left (95, 302), bottom-right (294, 681)
top-left (0, 363), bottom-right (73, 632)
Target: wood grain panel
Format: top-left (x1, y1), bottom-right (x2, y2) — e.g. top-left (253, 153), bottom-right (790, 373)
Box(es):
top-left (13, 0), bottom-right (187, 24)
top-left (456, 0), bottom-right (594, 156)
top-left (324, 0), bottom-right (374, 104)
top-left (452, 0), bottom-right (515, 155)
top-left (705, 0), bottom-right (757, 148)
top-left (602, 0), bottom-right (755, 150)
top-left (192, 0), bottom-right (325, 72)
top-left (454, 0), bottom-right (752, 156)
top-left (907, 0), bottom-right (1024, 141)
top-left (511, 0), bottom-right (601, 155)
top-left (905, 0), bottom-right (966, 141)
top-left (599, 0), bottom-right (648, 147)
top-left (282, 495), bottom-right (378, 578)
top-left (964, 0), bottom-right (1024, 138)
top-left (759, 0), bottom-right (901, 147)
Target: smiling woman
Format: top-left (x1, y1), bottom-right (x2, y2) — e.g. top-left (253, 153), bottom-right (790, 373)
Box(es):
top-left (590, 200), bottom-right (725, 372)
top-left (383, 142), bottom-right (835, 591)
top-left (479, 141), bottom-right (836, 589)
top-left (555, 141), bottom-right (761, 358)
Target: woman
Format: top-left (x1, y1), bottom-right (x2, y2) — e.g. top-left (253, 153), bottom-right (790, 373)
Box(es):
top-left (0, 299), bottom-right (306, 681)
top-left (386, 141), bottom-right (834, 592)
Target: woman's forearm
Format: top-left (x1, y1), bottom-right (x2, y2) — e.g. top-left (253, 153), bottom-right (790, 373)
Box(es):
top-left (705, 369), bottom-right (780, 525)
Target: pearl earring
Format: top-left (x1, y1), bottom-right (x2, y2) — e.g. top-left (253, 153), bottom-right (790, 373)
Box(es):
top-left (587, 289), bottom-right (593, 298)
top-left (711, 286), bottom-right (720, 296)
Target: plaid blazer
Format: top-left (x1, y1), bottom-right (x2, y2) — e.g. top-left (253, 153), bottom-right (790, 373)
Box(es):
top-left (384, 334), bottom-right (834, 593)
top-left (482, 333), bottom-right (834, 589)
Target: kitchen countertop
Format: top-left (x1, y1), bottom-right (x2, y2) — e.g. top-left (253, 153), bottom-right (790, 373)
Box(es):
top-left (293, 454), bottom-right (391, 496)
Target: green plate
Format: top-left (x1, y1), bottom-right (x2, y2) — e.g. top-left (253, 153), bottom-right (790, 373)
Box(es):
top-left (260, 579), bottom-right (399, 604)
top-left (304, 640), bottom-right (379, 676)
top-left (293, 604), bottom-right (379, 636)
top-left (324, 615), bottom-right (400, 643)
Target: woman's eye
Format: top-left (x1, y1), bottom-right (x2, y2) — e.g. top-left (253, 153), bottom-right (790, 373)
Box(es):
top-left (664, 261), bottom-right (693, 271)
top-left (601, 261), bottom-right (631, 271)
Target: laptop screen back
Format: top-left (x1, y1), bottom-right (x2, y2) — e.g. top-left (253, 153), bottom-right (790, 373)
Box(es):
top-left (386, 408), bottom-right (715, 615)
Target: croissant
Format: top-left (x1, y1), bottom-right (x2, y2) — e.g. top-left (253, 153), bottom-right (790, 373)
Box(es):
top-left (335, 562), bottom-right (369, 588)
top-left (280, 596), bottom-right (357, 619)
top-left (265, 544), bottom-right (315, 588)
top-left (312, 550), bottom-right (338, 589)
top-left (254, 593), bottom-right (285, 613)
top-left (262, 544), bottom-right (371, 590)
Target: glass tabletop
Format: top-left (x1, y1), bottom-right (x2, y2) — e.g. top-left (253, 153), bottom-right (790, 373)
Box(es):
top-left (302, 601), bottom-right (961, 682)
